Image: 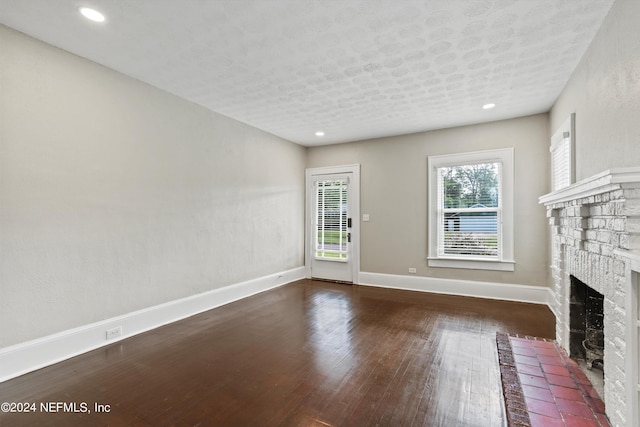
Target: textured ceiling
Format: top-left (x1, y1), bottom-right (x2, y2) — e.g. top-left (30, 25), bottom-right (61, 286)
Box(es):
top-left (0, 0), bottom-right (615, 146)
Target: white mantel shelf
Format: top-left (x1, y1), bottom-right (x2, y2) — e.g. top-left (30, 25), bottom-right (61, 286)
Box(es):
top-left (539, 167), bottom-right (640, 206)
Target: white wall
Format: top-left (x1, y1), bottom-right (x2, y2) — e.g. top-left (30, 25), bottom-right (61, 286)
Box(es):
top-left (550, 0), bottom-right (640, 181)
top-left (0, 25), bottom-right (306, 348)
top-left (307, 114), bottom-right (550, 288)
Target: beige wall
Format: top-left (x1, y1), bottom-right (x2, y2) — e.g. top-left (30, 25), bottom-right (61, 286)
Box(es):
top-left (550, 0), bottom-right (640, 181)
top-left (308, 114), bottom-right (550, 287)
top-left (0, 25), bottom-right (306, 348)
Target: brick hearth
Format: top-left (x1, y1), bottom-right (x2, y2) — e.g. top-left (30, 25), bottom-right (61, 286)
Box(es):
top-left (497, 333), bottom-right (610, 427)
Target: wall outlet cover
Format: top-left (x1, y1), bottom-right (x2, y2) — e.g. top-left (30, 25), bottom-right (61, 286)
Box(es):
top-left (106, 326), bottom-right (122, 340)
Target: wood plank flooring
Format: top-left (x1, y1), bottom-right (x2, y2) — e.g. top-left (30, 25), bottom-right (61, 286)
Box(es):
top-left (0, 279), bottom-right (555, 426)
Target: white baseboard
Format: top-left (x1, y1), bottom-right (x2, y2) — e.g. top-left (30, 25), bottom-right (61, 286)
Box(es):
top-left (0, 267), bottom-right (305, 383)
top-left (358, 272), bottom-right (553, 306)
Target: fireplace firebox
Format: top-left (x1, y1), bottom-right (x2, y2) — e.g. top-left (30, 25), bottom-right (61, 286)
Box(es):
top-left (569, 276), bottom-right (604, 371)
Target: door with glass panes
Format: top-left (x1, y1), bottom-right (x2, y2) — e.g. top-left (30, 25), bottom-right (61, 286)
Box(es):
top-left (310, 173), bottom-right (353, 282)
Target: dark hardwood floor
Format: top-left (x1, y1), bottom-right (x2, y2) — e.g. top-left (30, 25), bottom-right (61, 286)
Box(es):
top-left (0, 279), bottom-right (555, 426)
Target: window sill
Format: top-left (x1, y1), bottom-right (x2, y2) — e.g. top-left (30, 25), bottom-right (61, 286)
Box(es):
top-left (427, 257), bottom-right (515, 271)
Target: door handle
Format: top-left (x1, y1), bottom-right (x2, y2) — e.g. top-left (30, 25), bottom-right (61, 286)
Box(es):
top-left (347, 233), bottom-right (351, 243)
top-left (348, 218), bottom-right (352, 228)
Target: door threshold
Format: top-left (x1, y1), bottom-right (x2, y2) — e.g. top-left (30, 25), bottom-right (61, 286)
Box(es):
top-left (311, 277), bottom-right (353, 285)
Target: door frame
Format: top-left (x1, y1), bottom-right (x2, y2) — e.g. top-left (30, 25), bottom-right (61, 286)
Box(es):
top-left (305, 164), bottom-right (360, 284)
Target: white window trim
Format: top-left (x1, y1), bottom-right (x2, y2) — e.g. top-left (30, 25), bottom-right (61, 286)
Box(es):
top-left (428, 148), bottom-right (515, 271)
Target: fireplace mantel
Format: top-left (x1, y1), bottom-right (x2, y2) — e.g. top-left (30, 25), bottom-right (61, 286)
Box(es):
top-left (539, 167), bottom-right (640, 206)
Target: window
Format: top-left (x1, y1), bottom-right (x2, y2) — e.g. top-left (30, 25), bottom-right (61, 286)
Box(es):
top-left (550, 113), bottom-right (575, 191)
top-left (315, 178), bottom-right (348, 260)
top-left (428, 148), bottom-right (514, 271)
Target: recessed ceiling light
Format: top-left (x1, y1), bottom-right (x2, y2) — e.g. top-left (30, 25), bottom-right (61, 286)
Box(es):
top-left (315, 131), bottom-right (325, 137)
top-left (482, 103), bottom-right (496, 110)
top-left (78, 7), bottom-right (105, 22)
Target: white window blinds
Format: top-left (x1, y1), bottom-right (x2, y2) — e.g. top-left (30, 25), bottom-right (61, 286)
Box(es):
top-left (551, 133), bottom-right (571, 191)
top-left (550, 114), bottom-right (575, 192)
top-left (437, 162), bottom-right (501, 258)
top-left (315, 179), bottom-right (348, 260)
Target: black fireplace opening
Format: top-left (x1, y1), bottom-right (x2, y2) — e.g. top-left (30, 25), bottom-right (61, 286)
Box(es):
top-left (569, 275), bottom-right (604, 371)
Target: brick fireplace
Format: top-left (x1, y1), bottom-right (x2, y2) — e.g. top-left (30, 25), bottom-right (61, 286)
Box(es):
top-left (540, 168), bottom-right (640, 427)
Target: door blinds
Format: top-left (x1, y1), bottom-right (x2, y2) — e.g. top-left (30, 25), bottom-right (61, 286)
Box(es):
top-left (315, 179), bottom-right (348, 260)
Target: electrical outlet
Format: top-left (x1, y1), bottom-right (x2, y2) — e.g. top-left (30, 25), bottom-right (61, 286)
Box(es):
top-left (106, 326), bottom-right (122, 340)
top-left (408, 268), bottom-right (417, 274)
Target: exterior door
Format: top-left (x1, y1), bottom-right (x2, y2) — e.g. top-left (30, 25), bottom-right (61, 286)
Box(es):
top-left (306, 166), bottom-right (359, 283)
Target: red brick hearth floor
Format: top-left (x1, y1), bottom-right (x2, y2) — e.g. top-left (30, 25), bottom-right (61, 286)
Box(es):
top-left (496, 333), bottom-right (610, 427)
